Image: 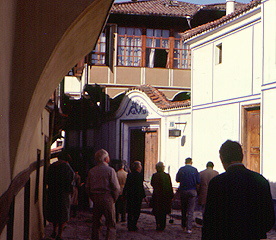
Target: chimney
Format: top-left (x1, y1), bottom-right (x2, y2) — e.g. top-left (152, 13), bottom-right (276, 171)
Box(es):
top-left (226, 0), bottom-right (235, 15)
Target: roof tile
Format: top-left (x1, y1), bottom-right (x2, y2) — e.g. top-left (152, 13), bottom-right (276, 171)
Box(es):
top-left (112, 0), bottom-right (202, 17)
top-left (127, 84), bottom-right (190, 110)
top-left (111, 0), bottom-right (245, 18)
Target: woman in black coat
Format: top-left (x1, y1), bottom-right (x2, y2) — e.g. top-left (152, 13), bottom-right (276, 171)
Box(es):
top-left (151, 162), bottom-right (174, 231)
top-left (45, 152), bottom-right (74, 240)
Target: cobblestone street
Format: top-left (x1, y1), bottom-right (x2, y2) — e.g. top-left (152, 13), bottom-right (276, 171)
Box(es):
top-left (42, 208), bottom-right (276, 240)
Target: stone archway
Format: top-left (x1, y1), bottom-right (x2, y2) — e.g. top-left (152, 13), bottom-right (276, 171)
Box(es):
top-left (0, 0), bottom-right (114, 237)
top-left (12, 0), bottom-right (114, 176)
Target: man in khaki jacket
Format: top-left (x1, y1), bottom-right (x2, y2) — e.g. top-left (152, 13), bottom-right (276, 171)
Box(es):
top-left (198, 161), bottom-right (218, 212)
top-left (86, 149), bottom-right (120, 240)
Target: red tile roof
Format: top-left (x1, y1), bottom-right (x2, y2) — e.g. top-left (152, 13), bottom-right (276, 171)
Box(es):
top-left (181, 0), bottom-right (261, 41)
top-left (111, 0), bottom-right (245, 18)
top-left (112, 0), bottom-right (202, 18)
top-left (127, 84), bottom-right (191, 110)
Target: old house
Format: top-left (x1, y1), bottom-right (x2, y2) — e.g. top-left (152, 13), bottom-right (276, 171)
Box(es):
top-left (182, 0), bottom-right (276, 194)
top-left (62, 0), bottom-right (245, 184)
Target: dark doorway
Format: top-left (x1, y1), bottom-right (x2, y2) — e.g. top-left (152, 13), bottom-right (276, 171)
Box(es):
top-left (129, 129), bottom-right (145, 173)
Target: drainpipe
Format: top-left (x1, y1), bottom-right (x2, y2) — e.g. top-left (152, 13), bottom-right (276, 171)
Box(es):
top-left (226, 0), bottom-right (235, 15)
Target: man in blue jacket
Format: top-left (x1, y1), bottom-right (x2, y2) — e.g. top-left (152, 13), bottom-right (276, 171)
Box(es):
top-left (176, 157), bottom-right (200, 233)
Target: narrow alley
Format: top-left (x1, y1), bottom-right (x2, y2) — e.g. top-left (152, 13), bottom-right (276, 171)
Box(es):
top-left (42, 208), bottom-right (276, 240)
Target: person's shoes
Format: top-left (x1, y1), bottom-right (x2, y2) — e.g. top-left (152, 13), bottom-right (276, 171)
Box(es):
top-left (186, 229), bottom-right (192, 234)
top-left (128, 226), bottom-right (138, 231)
top-left (156, 224), bottom-right (162, 231)
top-left (156, 227), bottom-right (164, 231)
top-left (50, 232), bottom-right (56, 238)
top-left (195, 217), bottom-right (203, 225)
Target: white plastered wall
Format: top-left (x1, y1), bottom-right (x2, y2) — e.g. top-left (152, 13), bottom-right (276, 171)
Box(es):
top-left (189, 6), bottom-right (262, 174)
top-left (192, 103), bottom-right (241, 174)
top-left (160, 111), bottom-right (191, 187)
top-left (262, 0), bottom-right (276, 186)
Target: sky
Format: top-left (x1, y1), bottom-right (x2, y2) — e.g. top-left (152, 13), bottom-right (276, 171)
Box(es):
top-left (114, 0), bottom-right (251, 4)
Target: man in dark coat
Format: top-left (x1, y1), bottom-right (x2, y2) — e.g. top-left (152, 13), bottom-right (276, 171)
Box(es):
top-left (123, 161), bottom-right (146, 231)
top-left (202, 140), bottom-right (275, 240)
top-left (151, 162), bottom-right (174, 231)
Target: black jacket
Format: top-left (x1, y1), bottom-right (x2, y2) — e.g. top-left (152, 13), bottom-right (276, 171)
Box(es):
top-left (202, 164), bottom-right (275, 240)
top-left (123, 171), bottom-right (146, 211)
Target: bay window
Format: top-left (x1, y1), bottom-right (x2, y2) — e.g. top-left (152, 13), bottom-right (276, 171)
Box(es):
top-left (91, 32), bottom-right (106, 65)
top-left (173, 33), bottom-right (191, 69)
top-left (91, 26), bottom-right (190, 69)
top-left (117, 27), bottom-right (142, 66)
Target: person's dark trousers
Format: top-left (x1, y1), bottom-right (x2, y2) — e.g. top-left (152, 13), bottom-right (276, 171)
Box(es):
top-left (127, 202), bottom-right (142, 231)
top-left (155, 212), bottom-right (167, 230)
top-left (116, 195), bottom-right (126, 222)
top-left (71, 205), bottom-right (77, 217)
top-left (180, 189), bottom-right (197, 230)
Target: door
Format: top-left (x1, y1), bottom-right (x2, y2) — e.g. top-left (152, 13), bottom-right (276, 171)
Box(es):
top-left (243, 106), bottom-right (260, 172)
top-left (129, 128), bottom-right (158, 181)
top-left (144, 130), bottom-right (158, 181)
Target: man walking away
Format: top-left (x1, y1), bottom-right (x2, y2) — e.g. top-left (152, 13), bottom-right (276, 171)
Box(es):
top-left (202, 140), bottom-right (275, 240)
top-left (176, 157), bottom-right (200, 234)
top-left (198, 161), bottom-right (219, 213)
top-left (86, 149), bottom-right (120, 240)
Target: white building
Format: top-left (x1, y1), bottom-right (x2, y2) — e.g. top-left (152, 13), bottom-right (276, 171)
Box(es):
top-left (77, 85), bottom-right (191, 186)
top-left (182, 0), bottom-right (276, 193)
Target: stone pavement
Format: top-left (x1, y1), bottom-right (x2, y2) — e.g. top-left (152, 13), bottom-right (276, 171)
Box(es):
top-left (42, 208), bottom-right (276, 240)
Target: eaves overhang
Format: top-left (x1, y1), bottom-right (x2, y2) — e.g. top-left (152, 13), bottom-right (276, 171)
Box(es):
top-left (181, 0), bottom-right (261, 45)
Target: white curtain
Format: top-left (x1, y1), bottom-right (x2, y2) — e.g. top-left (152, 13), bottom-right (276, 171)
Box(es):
top-left (148, 39), bottom-right (155, 68)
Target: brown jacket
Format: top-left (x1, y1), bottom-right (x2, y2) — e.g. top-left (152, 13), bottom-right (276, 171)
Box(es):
top-left (198, 167), bottom-right (218, 205)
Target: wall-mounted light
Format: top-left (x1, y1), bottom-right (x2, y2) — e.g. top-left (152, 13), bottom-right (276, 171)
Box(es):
top-left (169, 129), bottom-right (181, 137)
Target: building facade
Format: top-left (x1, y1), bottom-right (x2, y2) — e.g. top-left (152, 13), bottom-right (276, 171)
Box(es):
top-left (183, 0), bottom-right (276, 192)
top-left (62, 0), bottom-right (245, 184)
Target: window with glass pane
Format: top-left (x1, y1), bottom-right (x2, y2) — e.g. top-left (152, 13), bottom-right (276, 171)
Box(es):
top-left (173, 34), bottom-right (191, 69)
top-left (117, 27), bottom-right (142, 66)
top-left (91, 33), bottom-right (106, 65)
top-left (146, 29), bottom-right (169, 68)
